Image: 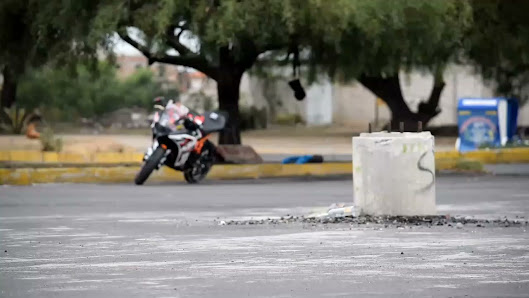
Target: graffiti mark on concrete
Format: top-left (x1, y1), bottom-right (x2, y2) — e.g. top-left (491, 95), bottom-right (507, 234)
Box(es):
top-left (374, 139), bottom-right (392, 146)
top-left (417, 150), bottom-right (435, 193)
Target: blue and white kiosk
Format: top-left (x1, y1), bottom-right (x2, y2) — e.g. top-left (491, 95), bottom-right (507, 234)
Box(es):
top-left (456, 98), bottom-right (519, 152)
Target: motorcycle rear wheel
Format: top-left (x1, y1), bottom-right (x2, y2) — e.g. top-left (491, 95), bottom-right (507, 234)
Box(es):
top-left (134, 147), bottom-right (165, 185)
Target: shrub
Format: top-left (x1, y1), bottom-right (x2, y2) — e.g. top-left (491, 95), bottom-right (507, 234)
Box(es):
top-left (274, 113), bottom-right (304, 126)
top-left (0, 105), bottom-right (31, 134)
top-left (239, 106), bottom-right (267, 131)
top-left (16, 62), bottom-right (178, 123)
top-left (40, 128), bottom-right (63, 152)
top-left (454, 159), bottom-right (484, 172)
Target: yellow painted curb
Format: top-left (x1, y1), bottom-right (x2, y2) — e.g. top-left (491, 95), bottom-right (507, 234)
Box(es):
top-left (92, 152), bottom-right (144, 163)
top-left (0, 156), bottom-right (492, 186)
top-left (0, 157), bottom-right (486, 186)
top-left (0, 163), bottom-right (353, 185)
top-left (1, 148), bottom-right (528, 165)
top-left (435, 151), bottom-right (460, 160)
top-left (8, 151), bottom-right (43, 162)
top-left (0, 151), bottom-right (142, 164)
top-left (435, 158), bottom-right (458, 171)
top-left (0, 151), bottom-right (10, 161)
top-left (0, 147), bottom-right (528, 185)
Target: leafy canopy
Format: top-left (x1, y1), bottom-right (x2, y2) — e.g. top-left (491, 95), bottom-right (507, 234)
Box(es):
top-left (307, 0), bottom-right (472, 81)
top-left (0, 0), bottom-right (99, 76)
top-left (86, 0), bottom-right (352, 80)
top-left (3, 0), bottom-right (472, 85)
top-left (466, 0), bottom-right (529, 103)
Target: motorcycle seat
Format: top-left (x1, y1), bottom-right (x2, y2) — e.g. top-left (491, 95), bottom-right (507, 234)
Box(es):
top-left (201, 111), bottom-right (226, 134)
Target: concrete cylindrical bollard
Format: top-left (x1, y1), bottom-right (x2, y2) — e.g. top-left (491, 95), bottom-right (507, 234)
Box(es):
top-left (352, 131), bottom-right (436, 216)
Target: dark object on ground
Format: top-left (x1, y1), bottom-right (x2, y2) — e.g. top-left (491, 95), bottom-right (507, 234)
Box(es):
top-left (281, 155), bottom-right (324, 164)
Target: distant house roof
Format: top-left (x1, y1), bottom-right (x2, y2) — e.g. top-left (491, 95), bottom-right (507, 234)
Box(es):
top-left (189, 71), bottom-right (207, 79)
top-left (116, 55), bottom-right (147, 63)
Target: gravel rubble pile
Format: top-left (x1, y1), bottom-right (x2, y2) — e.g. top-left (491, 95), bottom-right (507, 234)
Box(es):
top-left (217, 215), bottom-right (528, 228)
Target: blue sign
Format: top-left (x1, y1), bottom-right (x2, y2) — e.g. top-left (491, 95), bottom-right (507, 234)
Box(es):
top-left (457, 98), bottom-right (519, 152)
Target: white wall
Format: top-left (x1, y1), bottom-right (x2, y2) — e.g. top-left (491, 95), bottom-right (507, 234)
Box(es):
top-left (305, 79), bottom-right (333, 125)
top-left (519, 104), bottom-right (529, 126)
top-left (240, 72), bottom-right (306, 120)
top-left (332, 82), bottom-right (391, 129)
top-left (206, 64), bottom-right (529, 128)
top-left (332, 65), bottom-right (528, 128)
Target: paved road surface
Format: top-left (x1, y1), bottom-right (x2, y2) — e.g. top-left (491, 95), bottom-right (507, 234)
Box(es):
top-left (1, 176), bottom-right (529, 297)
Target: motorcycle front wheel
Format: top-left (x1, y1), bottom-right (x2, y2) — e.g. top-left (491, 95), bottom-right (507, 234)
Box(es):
top-left (134, 146), bottom-right (165, 185)
top-left (183, 145), bottom-right (215, 184)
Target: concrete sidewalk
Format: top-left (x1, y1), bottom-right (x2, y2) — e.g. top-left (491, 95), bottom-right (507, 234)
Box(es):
top-left (0, 132), bottom-right (458, 156)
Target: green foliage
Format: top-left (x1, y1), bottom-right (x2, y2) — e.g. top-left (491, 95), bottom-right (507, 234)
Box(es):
top-left (307, 0), bottom-right (472, 82)
top-left (274, 113), bottom-right (304, 126)
top-left (478, 142), bottom-right (529, 149)
top-left (465, 0), bottom-right (529, 105)
top-left (40, 127), bottom-right (63, 152)
top-left (0, 105), bottom-right (31, 134)
top-left (16, 63), bottom-right (177, 122)
top-left (454, 159), bottom-right (484, 173)
top-left (82, 0), bottom-right (358, 80)
top-left (84, 0), bottom-right (475, 139)
top-left (0, 0), bottom-right (100, 84)
top-left (6, 0), bottom-right (529, 142)
top-left (240, 106), bottom-right (267, 131)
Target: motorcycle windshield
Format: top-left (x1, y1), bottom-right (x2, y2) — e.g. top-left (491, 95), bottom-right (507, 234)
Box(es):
top-left (158, 110), bottom-right (180, 130)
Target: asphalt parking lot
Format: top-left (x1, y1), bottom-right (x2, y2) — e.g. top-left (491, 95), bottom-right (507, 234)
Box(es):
top-left (1, 175), bottom-right (528, 297)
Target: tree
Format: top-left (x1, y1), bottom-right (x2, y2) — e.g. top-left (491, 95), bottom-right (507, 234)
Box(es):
top-left (309, 0), bottom-right (472, 130)
top-left (55, 0), bottom-right (473, 139)
top-left (88, 0), bottom-right (351, 144)
top-left (466, 0), bottom-right (529, 105)
top-left (0, 0), bottom-right (33, 108)
top-left (0, 0), bottom-right (99, 109)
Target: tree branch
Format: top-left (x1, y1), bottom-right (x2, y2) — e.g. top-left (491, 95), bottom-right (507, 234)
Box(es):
top-left (167, 37), bottom-right (193, 57)
top-left (118, 32), bottom-right (152, 59)
top-left (358, 73), bottom-right (405, 102)
top-left (165, 25), bottom-right (194, 56)
top-left (419, 75), bottom-right (445, 117)
top-left (177, 28), bottom-right (185, 39)
top-left (118, 32), bottom-right (219, 80)
top-left (418, 66), bottom-right (445, 117)
top-left (156, 55), bottom-right (217, 77)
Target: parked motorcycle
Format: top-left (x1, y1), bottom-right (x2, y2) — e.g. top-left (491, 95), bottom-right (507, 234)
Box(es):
top-left (135, 100), bottom-right (226, 185)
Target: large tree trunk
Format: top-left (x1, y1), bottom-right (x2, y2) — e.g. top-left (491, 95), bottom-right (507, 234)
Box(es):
top-left (358, 73), bottom-right (445, 131)
top-left (217, 69), bottom-right (243, 145)
top-left (1, 66), bottom-right (17, 108)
